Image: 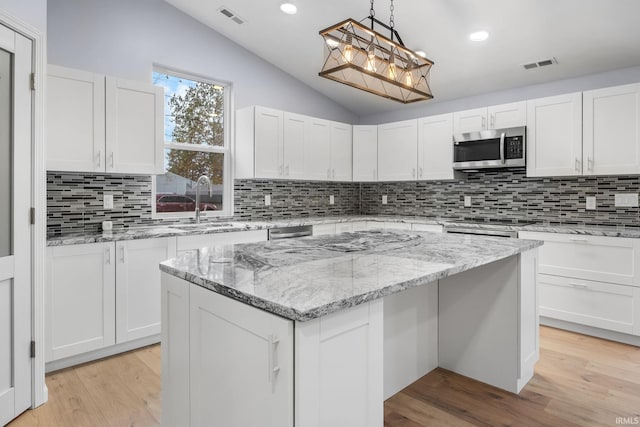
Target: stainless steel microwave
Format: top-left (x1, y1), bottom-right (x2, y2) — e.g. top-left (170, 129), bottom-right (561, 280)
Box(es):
top-left (453, 126), bottom-right (526, 171)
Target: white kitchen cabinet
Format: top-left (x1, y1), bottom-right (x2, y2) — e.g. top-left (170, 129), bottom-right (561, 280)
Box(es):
top-left (283, 112), bottom-right (306, 179)
top-left (189, 283), bottom-right (294, 427)
top-left (47, 65), bottom-right (105, 172)
top-left (353, 125), bottom-right (378, 182)
top-left (46, 242), bottom-right (116, 362)
top-left (236, 106), bottom-right (284, 179)
top-left (583, 83), bottom-right (640, 175)
top-left (115, 237), bottom-right (177, 344)
top-left (46, 65), bottom-right (164, 174)
top-left (176, 230), bottom-right (267, 254)
top-left (417, 113), bottom-right (455, 180)
top-left (526, 92), bottom-right (583, 177)
top-left (304, 118), bottom-right (332, 181)
top-left (330, 122), bottom-right (353, 181)
top-left (377, 119), bottom-right (418, 181)
top-left (105, 77), bottom-right (164, 174)
top-left (453, 102), bottom-right (525, 134)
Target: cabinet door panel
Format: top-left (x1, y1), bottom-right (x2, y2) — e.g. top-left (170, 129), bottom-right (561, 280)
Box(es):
top-left (352, 125), bottom-right (378, 182)
top-left (46, 66), bottom-right (105, 172)
top-left (418, 113), bottom-right (454, 180)
top-left (116, 237), bottom-right (176, 343)
top-left (378, 119), bottom-right (418, 181)
top-left (330, 122), bottom-right (352, 181)
top-left (283, 112), bottom-right (306, 179)
top-left (526, 93), bottom-right (582, 177)
top-left (254, 107), bottom-right (284, 179)
top-left (488, 101), bottom-right (526, 129)
top-left (583, 83), bottom-right (640, 175)
top-left (46, 243), bottom-right (115, 362)
top-left (453, 108), bottom-right (487, 134)
top-left (190, 285), bottom-right (293, 427)
top-left (304, 119), bottom-right (331, 180)
top-left (106, 77), bottom-right (163, 174)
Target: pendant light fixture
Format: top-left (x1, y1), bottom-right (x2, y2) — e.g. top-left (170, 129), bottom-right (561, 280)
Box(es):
top-left (319, 0), bottom-right (434, 103)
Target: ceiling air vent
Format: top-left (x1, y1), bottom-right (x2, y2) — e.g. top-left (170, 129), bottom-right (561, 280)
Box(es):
top-left (522, 57), bottom-right (557, 70)
top-left (218, 7), bottom-right (246, 25)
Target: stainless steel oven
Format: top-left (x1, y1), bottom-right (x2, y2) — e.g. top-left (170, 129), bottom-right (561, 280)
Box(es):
top-left (453, 126), bottom-right (526, 171)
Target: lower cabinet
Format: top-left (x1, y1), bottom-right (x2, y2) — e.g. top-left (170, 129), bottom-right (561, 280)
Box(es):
top-left (46, 237), bottom-right (176, 364)
top-left (46, 242), bottom-right (116, 362)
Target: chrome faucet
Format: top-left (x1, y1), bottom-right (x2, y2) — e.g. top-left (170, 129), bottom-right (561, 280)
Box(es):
top-left (195, 175), bottom-right (213, 224)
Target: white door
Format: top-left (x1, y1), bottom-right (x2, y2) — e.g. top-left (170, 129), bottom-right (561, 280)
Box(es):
top-left (526, 92), bottom-right (583, 177)
top-left (254, 106), bottom-right (283, 179)
top-left (283, 112), bottom-right (306, 179)
top-left (377, 119), bottom-right (418, 181)
top-left (352, 125), bottom-right (378, 182)
top-left (453, 107), bottom-right (487, 134)
top-left (330, 122), bottom-right (352, 181)
top-left (304, 118), bottom-right (331, 180)
top-left (488, 101), bottom-right (526, 129)
top-left (0, 25), bottom-right (32, 426)
top-left (106, 77), bottom-right (164, 174)
top-left (583, 83), bottom-right (640, 175)
top-left (417, 113), bottom-right (454, 180)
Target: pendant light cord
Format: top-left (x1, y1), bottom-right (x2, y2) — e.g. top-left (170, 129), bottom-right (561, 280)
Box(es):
top-left (389, 0), bottom-right (395, 40)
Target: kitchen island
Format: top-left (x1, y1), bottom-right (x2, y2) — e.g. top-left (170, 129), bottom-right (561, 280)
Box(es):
top-left (160, 230), bottom-right (542, 427)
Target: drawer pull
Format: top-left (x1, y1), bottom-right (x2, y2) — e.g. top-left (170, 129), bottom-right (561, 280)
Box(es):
top-left (569, 238), bottom-right (589, 243)
top-left (569, 282), bottom-right (590, 290)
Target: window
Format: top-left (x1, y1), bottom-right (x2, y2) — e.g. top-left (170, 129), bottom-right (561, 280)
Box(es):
top-left (152, 68), bottom-right (231, 217)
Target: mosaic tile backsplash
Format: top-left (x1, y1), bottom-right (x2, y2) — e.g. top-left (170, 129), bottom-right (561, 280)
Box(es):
top-left (47, 170), bottom-right (640, 235)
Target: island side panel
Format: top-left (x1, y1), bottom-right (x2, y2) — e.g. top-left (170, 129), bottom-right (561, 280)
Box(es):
top-left (438, 255), bottom-right (520, 393)
top-left (295, 299), bottom-right (384, 427)
top-left (518, 248), bottom-right (539, 392)
top-left (383, 281), bottom-right (438, 400)
top-left (161, 273), bottom-right (191, 427)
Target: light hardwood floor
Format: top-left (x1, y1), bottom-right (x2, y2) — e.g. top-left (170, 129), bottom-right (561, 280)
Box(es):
top-left (9, 326), bottom-right (640, 426)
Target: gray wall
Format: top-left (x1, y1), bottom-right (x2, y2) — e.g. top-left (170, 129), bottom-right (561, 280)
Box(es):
top-left (47, 0), bottom-right (358, 123)
top-left (361, 65), bottom-right (640, 125)
top-left (0, 0), bottom-right (47, 33)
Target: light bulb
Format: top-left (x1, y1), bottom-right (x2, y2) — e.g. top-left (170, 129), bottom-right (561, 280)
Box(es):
top-left (366, 43), bottom-right (376, 72)
top-left (388, 51), bottom-right (397, 79)
top-left (405, 71), bottom-right (413, 86)
top-left (343, 36), bottom-right (354, 62)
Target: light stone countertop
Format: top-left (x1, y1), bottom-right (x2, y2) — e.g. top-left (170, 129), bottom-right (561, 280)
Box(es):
top-left (46, 215), bottom-right (640, 246)
top-left (159, 230), bottom-right (543, 321)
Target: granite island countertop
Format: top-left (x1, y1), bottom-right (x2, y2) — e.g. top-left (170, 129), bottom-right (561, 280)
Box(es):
top-left (159, 230), bottom-right (543, 322)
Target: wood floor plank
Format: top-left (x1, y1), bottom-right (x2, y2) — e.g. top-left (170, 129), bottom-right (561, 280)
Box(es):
top-left (7, 326), bottom-right (640, 427)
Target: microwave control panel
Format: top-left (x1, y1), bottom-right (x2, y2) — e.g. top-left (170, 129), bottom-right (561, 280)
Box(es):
top-left (505, 136), bottom-right (524, 159)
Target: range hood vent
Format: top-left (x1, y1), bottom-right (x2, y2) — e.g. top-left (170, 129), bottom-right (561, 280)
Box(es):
top-left (522, 57), bottom-right (557, 70)
top-left (218, 7), bottom-right (245, 25)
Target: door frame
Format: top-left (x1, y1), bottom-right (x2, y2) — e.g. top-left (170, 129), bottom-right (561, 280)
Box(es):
top-left (0, 9), bottom-right (47, 408)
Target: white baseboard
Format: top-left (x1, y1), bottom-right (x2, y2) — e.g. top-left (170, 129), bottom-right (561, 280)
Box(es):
top-left (45, 334), bottom-right (160, 373)
top-left (541, 317), bottom-right (640, 346)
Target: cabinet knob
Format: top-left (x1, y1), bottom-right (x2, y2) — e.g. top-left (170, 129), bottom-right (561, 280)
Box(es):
top-left (412, 168), bottom-right (416, 179)
top-left (327, 168), bottom-right (331, 179)
top-left (419, 167), bottom-right (423, 178)
top-left (587, 157), bottom-right (593, 172)
top-left (575, 158), bottom-right (580, 172)
top-left (332, 169), bottom-right (335, 179)
top-left (285, 165), bottom-right (289, 176)
top-left (109, 152), bottom-right (114, 168)
top-left (279, 165), bottom-right (283, 176)
top-left (96, 151), bottom-right (101, 168)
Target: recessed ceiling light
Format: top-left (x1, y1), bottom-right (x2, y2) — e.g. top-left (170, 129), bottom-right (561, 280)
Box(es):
top-left (280, 2), bottom-right (297, 14)
top-left (414, 50), bottom-right (427, 58)
top-left (469, 31), bottom-right (489, 42)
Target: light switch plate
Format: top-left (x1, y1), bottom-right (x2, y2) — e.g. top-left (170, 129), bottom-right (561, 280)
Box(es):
top-left (464, 196), bottom-right (471, 207)
top-left (264, 195), bottom-right (271, 206)
top-left (103, 194), bottom-right (113, 209)
top-left (329, 195), bottom-right (335, 205)
top-left (586, 196), bottom-right (596, 210)
top-left (382, 195), bottom-right (388, 205)
top-left (614, 193), bottom-right (638, 208)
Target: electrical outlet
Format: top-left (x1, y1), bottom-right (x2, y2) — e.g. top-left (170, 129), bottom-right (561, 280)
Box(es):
top-left (586, 196), bottom-right (596, 210)
top-left (103, 194), bottom-right (113, 209)
top-left (382, 195), bottom-right (388, 205)
top-left (614, 193), bottom-right (638, 208)
top-left (464, 196), bottom-right (471, 207)
top-left (329, 195), bottom-right (335, 205)
top-left (264, 195), bottom-right (271, 206)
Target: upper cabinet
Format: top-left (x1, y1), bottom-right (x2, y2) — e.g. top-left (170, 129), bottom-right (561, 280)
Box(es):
top-left (236, 106), bottom-right (352, 181)
top-left (378, 119), bottom-right (418, 181)
top-left (583, 83), bottom-right (640, 175)
top-left (47, 65), bottom-right (164, 174)
top-left (352, 125), bottom-right (378, 182)
top-left (526, 93), bottom-right (583, 177)
top-left (453, 101), bottom-right (526, 134)
top-left (417, 113), bottom-right (455, 180)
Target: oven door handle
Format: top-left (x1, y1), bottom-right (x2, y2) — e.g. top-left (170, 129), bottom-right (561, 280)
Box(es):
top-left (500, 132), bottom-right (506, 164)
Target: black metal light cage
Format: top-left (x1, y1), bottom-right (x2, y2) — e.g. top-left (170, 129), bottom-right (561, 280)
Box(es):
top-left (319, 17), bottom-right (434, 103)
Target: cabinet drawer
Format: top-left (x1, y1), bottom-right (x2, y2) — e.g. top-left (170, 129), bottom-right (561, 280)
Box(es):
top-left (539, 274), bottom-right (640, 335)
top-left (176, 230), bottom-right (267, 253)
top-left (519, 232), bottom-right (640, 285)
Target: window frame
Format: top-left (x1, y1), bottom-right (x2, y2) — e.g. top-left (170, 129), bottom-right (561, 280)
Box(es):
top-left (151, 65), bottom-right (233, 219)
